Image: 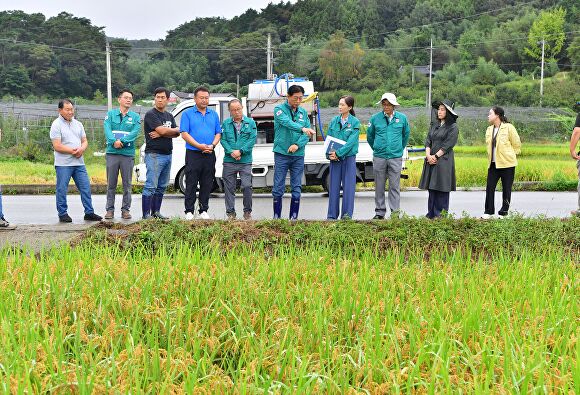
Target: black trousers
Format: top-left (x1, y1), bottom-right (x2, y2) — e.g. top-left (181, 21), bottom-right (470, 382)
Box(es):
top-left (427, 189), bottom-right (450, 219)
top-left (485, 163), bottom-right (515, 216)
top-left (185, 150), bottom-right (215, 214)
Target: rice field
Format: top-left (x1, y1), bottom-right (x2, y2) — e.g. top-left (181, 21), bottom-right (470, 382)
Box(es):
top-left (0, 144), bottom-right (576, 190)
top-left (399, 144), bottom-right (577, 189)
top-left (0, 218), bottom-right (578, 393)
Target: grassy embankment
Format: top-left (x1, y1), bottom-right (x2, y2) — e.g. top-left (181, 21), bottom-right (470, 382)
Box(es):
top-left (0, 218), bottom-right (578, 392)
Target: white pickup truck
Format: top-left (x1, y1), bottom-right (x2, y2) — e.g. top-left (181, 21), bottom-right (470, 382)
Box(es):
top-left (134, 95), bottom-right (377, 193)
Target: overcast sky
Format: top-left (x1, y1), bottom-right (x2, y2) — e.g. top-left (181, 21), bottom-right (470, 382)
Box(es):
top-left (0, 0), bottom-right (293, 40)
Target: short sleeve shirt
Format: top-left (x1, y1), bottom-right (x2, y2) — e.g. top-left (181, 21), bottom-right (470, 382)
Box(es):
top-left (179, 106), bottom-right (221, 151)
top-left (49, 115), bottom-right (86, 166)
top-left (144, 108), bottom-right (176, 155)
top-left (575, 113), bottom-right (580, 128)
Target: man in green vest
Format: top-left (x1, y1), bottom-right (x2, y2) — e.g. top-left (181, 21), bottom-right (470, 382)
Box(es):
top-left (103, 89), bottom-right (141, 220)
top-left (220, 99), bottom-right (257, 220)
top-left (272, 85), bottom-right (316, 219)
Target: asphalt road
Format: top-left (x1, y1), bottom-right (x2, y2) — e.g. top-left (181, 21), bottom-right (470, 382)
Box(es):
top-left (2, 191), bottom-right (577, 225)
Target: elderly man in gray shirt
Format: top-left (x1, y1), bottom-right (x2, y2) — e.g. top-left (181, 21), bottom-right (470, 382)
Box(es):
top-left (49, 99), bottom-right (101, 223)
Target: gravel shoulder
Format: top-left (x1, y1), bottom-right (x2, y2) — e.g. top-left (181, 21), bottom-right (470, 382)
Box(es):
top-left (0, 223), bottom-right (96, 253)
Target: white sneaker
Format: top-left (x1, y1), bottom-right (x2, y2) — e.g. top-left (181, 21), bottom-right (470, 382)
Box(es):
top-left (199, 211), bottom-right (210, 220)
top-left (185, 212), bottom-right (195, 220)
top-left (480, 214), bottom-right (492, 220)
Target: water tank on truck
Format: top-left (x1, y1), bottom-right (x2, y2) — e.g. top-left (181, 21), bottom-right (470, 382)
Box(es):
top-left (246, 75), bottom-right (315, 119)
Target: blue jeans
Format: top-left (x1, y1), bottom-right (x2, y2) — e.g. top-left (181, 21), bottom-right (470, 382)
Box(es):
top-left (55, 165), bottom-right (95, 217)
top-left (272, 153), bottom-right (304, 199)
top-left (0, 186), bottom-right (4, 220)
top-left (143, 152), bottom-right (172, 197)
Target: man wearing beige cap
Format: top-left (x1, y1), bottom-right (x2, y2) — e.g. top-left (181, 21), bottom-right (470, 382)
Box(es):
top-left (367, 93), bottom-right (410, 219)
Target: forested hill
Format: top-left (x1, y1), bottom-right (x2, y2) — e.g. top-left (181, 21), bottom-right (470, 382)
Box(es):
top-left (0, 0), bottom-right (578, 107)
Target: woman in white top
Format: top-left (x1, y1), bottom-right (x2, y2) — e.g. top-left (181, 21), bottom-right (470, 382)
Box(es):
top-left (482, 106), bottom-right (521, 219)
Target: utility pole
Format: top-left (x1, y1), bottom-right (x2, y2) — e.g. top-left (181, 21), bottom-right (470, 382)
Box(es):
top-left (106, 41), bottom-right (112, 110)
top-left (236, 74), bottom-right (240, 98)
top-left (267, 33), bottom-right (273, 80)
top-left (539, 38), bottom-right (545, 107)
top-left (427, 37), bottom-right (433, 117)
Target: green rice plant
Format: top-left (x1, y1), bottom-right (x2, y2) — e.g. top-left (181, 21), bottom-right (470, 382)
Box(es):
top-left (0, 219), bottom-right (577, 393)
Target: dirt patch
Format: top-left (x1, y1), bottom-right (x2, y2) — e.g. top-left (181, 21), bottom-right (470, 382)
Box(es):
top-left (0, 223), bottom-right (97, 253)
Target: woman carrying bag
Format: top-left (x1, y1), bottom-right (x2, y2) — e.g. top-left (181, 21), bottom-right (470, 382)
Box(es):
top-left (418, 100), bottom-right (459, 219)
top-left (481, 106), bottom-right (521, 219)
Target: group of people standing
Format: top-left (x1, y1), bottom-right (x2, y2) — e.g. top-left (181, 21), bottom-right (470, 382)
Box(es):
top-left (0, 87), bottom-right (579, 228)
top-left (324, 91), bottom-right (524, 220)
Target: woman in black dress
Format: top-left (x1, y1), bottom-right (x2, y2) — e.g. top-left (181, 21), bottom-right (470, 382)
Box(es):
top-left (418, 100), bottom-right (459, 218)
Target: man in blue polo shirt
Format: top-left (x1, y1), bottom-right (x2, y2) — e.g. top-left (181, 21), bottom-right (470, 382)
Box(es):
top-left (180, 86), bottom-right (222, 220)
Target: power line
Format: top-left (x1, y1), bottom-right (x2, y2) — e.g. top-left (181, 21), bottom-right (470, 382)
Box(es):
top-left (123, 0), bottom-right (545, 53)
top-left (0, 38), bottom-right (103, 55)
top-left (4, 29), bottom-right (578, 57)
top-left (432, 62), bottom-right (577, 67)
top-left (113, 46), bottom-right (268, 52)
top-left (345, 0), bottom-right (540, 41)
top-left (272, 30), bottom-right (578, 53)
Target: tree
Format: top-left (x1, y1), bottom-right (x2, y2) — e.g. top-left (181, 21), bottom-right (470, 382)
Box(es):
top-left (318, 32), bottom-right (364, 89)
top-left (109, 39), bottom-right (132, 93)
top-left (484, 10), bottom-right (537, 73)
top-left (468, 57), bottom-right (507, 86)
top-left (457, 29), bottom-right (487, 64)
top-left (276, 36), bottom-right (322, 79)
top-left (525, 7), bottom-right (566, 61)
top-left (218, 29), bottom-right (280, 85)
top-left (0, 65), bottom-right (32, 96)
top-left (567, 35), bottom-right (580, 78)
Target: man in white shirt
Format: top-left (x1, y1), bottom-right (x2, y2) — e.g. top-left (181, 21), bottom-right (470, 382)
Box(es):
top-left (50, 99), bottom-right (102, 223)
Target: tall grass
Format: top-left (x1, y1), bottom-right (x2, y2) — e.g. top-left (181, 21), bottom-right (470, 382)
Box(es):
top-left (0, 219), bottom-right (577, 392)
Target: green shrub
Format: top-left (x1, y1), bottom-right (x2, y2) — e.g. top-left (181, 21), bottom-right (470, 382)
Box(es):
top-left (12, 142), bottom-right (46, 162)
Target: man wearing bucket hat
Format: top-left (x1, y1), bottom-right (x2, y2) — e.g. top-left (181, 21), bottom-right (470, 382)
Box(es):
top-left (367, 92), bottom-right (410, 219)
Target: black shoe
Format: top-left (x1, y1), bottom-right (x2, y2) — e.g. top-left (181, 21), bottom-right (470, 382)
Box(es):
top-left (152, 212), bottom-right (168, 220)
top-left (84, 213), bottom-right (102, 221)
top-left (59, 214), bottom-right (73, 223)
top-left (372, 214), bottom-right (384, 220)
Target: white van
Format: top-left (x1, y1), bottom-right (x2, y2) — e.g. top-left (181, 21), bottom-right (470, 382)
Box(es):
top-left (134, 96), bottom-right (377, 194)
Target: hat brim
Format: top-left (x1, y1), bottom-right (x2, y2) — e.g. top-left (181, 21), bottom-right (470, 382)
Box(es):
top-left (433, 101), bottom-right (458, 117)
top-left (377, 98), bottom-right (400, 106)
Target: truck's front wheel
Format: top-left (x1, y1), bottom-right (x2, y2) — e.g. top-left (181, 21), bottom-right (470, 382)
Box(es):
top-left (177, 168), bottom-right (223, 195)
top-left (322, 170), bottom-right (330, 192)
top-left (176, 168), bottom-right (186, 195)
